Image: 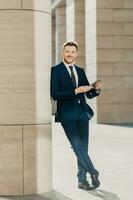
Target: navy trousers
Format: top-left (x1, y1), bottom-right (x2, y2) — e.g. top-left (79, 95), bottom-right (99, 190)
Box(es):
top-left (61, 104), bottom-right (97, 183)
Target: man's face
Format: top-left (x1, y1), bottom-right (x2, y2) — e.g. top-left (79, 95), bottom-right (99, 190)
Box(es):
top-left (62, 45), bottom-right (78, 64)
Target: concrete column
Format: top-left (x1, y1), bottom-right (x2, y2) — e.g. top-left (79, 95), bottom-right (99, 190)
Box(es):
top-left (55, 5), bottom-right (66, 63)
top-left (0, 0), bottom-right (52, 195)
top-left (52, 14), bottom-right (56, 65)
top-left (66, 0), bottom-right (85, 67)
top-left (97, 0), bottom-right (133, 123)
top-left (85, 0), bottom-right (97, 122)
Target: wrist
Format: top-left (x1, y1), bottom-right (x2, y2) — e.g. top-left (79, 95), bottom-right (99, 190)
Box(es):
top-left (75, 88), bottom-right (78, 95)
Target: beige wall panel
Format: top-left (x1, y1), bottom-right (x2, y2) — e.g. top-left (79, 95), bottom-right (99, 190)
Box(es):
top-left (75, 0), bottom-right (85, 11)
top-left (113, 62), bottom-right (133, 75)
top-left (76, 36), bottom-right (86, 45)
top-left (97, 9), bottom-right (113, 22)
top-left (124, 77), bottom-right (133, 88)
top-left (0, 0), bottom-right (21, 9)
top-left (75, 24), bottom-right (85, 35)
top-left (0, 126), bottom-right (23, 195)
top-left (0, 11), bottom-right (51, 124)
top-left (98, 90), bottom-right (133, 104)
top-left (98, 49), bottom-right (123, 62)
top-left (97, 63), bottom-right (113, 76)
top-left (99, 76), bottom-right (133, 90)
top-left (97, 22), bottom-right (123, 35)
top-left (123, 50), bottom-right (133, 62)
top-left (75, 14), bottom-right (85, 23)
top-left (98, 104), bottom-right (133, 123)
top-left (98, 76), bottom-right (124, 90)
top-left (113, 36), bottom-right (133, 49)
top-left (97, 0), bottom-right (123, 8)
top-left (97, 36), bottom-right (113, 48)
top-left (23, 124), bottom-right (52, 194)
top-left (124, 0), bottom-right (133, 8)
top-left (77, 58), bottom-right (85, 68)
top-left (22, 0), bottom-right (50, 12)
top-left (113, 10), bottom-right (133, 22)
top-left (124, 23), bottom-right (133, 35)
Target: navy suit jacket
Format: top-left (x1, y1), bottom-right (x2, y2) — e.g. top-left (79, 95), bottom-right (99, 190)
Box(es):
top-left (50, 62), bottom-right (100, 123)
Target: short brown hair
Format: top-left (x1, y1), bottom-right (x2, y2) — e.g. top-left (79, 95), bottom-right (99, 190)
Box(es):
top-left (62, 41), bottom-right (78, 51)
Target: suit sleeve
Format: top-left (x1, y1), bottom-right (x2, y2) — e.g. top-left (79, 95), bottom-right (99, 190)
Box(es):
top-left (81, 69), bottom-right (100, 99)
top-left (50, 67), bottom-right (76, 101)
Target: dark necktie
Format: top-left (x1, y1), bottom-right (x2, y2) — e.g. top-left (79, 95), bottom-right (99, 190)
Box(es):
top-left (69, 66), bottom-right (76, 88)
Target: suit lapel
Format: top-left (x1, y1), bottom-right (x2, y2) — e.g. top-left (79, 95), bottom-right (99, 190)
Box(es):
top-left (59, 62), bottom-right (75, 87)
top-left (75, 65), bottom-right (82, 87)
top-left (59, 62), bottom-right (82, 88)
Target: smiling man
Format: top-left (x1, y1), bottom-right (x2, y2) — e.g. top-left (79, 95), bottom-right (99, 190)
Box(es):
top-left (50, 41), bottom-right (102, 190)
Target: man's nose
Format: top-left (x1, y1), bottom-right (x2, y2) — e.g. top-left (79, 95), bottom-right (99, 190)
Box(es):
top-left (68, 53), bottom-right (72, 56)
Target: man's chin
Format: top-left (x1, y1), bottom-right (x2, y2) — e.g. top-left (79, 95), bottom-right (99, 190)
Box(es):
top-left (64, 59), bottom-right (74, 64)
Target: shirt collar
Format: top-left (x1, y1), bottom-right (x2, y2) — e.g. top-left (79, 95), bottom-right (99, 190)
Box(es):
top-left (63, 60), bottom-right (75, 68)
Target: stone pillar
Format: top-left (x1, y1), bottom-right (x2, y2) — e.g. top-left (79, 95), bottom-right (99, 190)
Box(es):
top-left (66, 0), bottom-right (85, 67)
top-left (85, 0), bottom-right (97, 122)
top-left (0, 0), bottom-right (52, 195)
top-left (97, 0), bottom-right (133, 123)
top-left (55, 5), bottom-right (66, 63)
top-left (52, 14), bottom-right (56, 65)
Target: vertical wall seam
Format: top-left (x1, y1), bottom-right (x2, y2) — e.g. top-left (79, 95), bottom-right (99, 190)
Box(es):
top-left (22, 125), bottom-right (24, 195)
top-left (21, 0), bottom-right (23, 9)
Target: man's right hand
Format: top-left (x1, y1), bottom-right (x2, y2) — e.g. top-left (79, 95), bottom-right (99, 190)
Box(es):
top-left (75, 85), bottom-right (94, 94)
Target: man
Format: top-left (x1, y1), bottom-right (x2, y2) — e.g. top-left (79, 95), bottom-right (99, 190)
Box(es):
top-left (50, 41), bottom-right (102, 190)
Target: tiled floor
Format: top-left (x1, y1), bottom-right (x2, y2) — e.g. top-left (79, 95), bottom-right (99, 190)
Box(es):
top-left (52, 122), bottom-right (133, 200)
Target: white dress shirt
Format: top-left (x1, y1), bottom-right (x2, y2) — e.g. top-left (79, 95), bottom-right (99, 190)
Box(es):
top-left (63, 61), bottom-right (78, 88)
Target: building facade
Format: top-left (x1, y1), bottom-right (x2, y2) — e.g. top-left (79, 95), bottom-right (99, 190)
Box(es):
top-left (52, 0), bottom-right (133, 124)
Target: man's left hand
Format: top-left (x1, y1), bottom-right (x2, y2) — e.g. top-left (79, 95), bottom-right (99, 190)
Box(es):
top-left (93, 80), bottom-right (103, 90)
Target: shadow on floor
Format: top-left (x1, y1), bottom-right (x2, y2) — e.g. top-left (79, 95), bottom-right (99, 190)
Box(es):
top-left (104, 123), bottom-right (133, 128)
top-left (0, 190), bottom-right (72, 200)
top-left (87, 189), bottom-right (121, 200)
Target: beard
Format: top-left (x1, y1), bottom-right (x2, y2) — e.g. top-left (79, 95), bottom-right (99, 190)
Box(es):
top-left (64, 57), bottom-right (76, 64)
